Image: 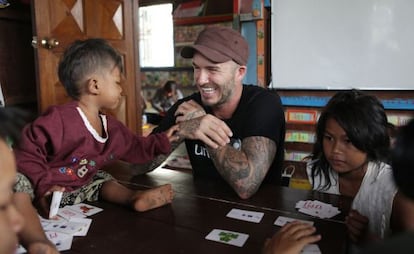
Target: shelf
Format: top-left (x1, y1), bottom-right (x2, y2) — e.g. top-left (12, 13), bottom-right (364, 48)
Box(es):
top-left (174, 14), bottom-right (233, 26)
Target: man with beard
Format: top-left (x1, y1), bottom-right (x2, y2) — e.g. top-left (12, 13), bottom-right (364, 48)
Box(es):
top-left (152, 26), bottom-right (285, 199)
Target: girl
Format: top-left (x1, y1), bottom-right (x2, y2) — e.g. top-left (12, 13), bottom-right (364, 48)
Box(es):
top-left (306, 90), bottom-right (414, 250)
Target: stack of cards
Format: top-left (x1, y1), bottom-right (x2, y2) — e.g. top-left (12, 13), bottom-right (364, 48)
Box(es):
top-left (274, 216), bottom-right (314, 226)
top-left (16, 202), bottom-right (103, 253)
top-left (296, 200), bottom-right (340, 219)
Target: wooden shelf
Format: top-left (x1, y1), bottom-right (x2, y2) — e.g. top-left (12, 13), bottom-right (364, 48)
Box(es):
top-left (174, 14), bottom-right (233, 26)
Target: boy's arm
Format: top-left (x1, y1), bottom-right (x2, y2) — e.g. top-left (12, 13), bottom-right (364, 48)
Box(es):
top-left (16, 111), bottom-right (64, 198)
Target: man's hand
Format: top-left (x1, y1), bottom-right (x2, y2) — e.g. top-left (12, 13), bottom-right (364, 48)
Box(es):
top-left (177, 114), bottom-right (232, 148)
top-left (175, 100), bottom-right (206, 123)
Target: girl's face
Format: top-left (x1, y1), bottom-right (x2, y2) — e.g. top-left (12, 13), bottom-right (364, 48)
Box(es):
top-left (0, 140), bottom-right (24, 254)
top-left (322, 118), bottom-right (368, 174)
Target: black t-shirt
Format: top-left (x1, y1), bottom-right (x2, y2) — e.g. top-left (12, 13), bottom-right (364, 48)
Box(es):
top-left (153, 85), bottom-right (286, 185)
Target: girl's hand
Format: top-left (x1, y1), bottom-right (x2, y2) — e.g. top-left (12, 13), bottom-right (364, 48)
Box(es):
top-left (345, 209), bottom-right (370, 244)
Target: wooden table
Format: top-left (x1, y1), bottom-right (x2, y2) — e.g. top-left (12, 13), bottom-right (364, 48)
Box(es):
top-left (64, 163), bottom-right (351, 254)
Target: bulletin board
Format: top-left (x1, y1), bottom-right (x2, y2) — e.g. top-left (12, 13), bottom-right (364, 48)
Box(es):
top-left (271, 0), bottom-right (414, 90)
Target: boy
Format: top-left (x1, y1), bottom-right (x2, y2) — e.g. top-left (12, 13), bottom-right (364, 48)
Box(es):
top-left (14, 38), bottom-right (178, 217)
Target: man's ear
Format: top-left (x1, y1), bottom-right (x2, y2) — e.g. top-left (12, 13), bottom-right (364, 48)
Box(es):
top-left (87, 77), bottom-right (99, 95)
top-left (235, 65), bottom-right (247, 81)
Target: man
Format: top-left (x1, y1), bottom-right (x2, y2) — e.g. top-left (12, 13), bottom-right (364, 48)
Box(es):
top-left (153, 26), bottom-right (285, 199)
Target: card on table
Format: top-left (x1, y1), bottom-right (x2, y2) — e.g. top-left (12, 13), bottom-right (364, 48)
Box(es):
top-left (45, 231), bottom-right (73, 251)
top-left (274, 216), bottom-right (314, 226)
top-left (296, 200), bottom-right (340, 219)
top-left (67, 203), bottom-right (103, 216)
top-left (43, 219), bottom-right (89, 235)
top-left (226, 208), bottom-right (264, 223)
top-left (70, 217), bottom-right (92, 236)
top-left (57, 206), bottom-right (86, 220)
top-left (205, 229), bottom-right (249, 247)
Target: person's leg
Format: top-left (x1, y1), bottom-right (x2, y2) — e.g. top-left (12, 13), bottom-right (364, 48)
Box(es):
top-left (100, 180), bottom-right (174, 212)
top-left (13, 192), bottom-right (59, 254)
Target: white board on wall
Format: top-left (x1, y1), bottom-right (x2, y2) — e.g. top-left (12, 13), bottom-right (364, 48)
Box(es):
top-left (271, 0), bottom-right (414, 90)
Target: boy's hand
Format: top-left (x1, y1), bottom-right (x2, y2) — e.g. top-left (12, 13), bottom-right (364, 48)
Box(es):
top-left (35, 186), bottom-right (65, 219)
top-left (165, 124), bottom-right (180, 143)
top-left (345, 209), bottom-right (370, 244)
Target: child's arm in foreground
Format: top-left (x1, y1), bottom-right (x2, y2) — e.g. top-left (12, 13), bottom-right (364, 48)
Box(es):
top-left (13, 192), bottom-right (59, 254)
top-left (263, 221), bottom-right (321, 254)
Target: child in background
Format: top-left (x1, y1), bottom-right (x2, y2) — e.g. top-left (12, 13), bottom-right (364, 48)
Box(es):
top-left (14, 38), bottom-right (178, 217)
top-left (0, 107), bottom-right (58, 254)
top-left (306, 90), bottom-right (414, 249)
top-left (151, 80), bottom-right (184, 115)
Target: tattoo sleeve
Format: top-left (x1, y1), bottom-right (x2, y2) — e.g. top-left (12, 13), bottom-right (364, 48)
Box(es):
top-left (207, 136), bottom-right (277, 199)
top-left (146, 139), bottom-right (183, 171)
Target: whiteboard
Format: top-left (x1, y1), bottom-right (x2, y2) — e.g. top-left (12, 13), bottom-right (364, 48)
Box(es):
top-left (271, 0), bottom-right (414, 90)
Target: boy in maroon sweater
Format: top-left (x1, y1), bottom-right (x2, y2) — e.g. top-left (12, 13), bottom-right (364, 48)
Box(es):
top-left (14, 38), bottom-right (178, 216)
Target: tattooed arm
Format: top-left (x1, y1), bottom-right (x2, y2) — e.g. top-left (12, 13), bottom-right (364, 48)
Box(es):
top-left (207, 136), bottom-right (276, 199)
top-left (175, 114), bottom-right (276, 199)
top-left (174, 99), bottom-right (206, 123)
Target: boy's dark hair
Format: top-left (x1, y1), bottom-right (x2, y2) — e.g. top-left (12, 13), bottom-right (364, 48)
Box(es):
top-left (392, 118), bottom-right (414, 199)
top-left (0, 107), bottom-right (30, 144)
top-left (58, 38), bottom-right (123, 100)
top-left (309, 90), bottom-right (390, 190)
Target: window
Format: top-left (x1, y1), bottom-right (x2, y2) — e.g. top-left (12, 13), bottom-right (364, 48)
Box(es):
top-left (139, 3), bottom-right (174, 67)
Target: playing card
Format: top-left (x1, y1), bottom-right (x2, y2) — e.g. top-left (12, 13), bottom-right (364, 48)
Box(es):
top-left (67, 203), bottom-right (103, 216)
top-left (57, 206), bottom-right (86, 220)
top-left (274, 216), bottom-right (314, 226)
top-left (301, 244), bottom-right (322, 253)
top-left (49, 191), bottom-right (63, 219)
top-left (39, 214), bottom-right (67, 228)
top-left (226, 208), bottom-right (264, 223)
top-left (15, 245), bottom-right (26, 254)
top-left (296, 200), bottom-right (340, 219)
top-left (205, 229), bottom-right (249, 247)
top-left (69, 217), bottom-right (92, 236)
top-left (43, 220), bottom-right (87, 235)
top-left (45, 231), bottom-right (73, 251)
